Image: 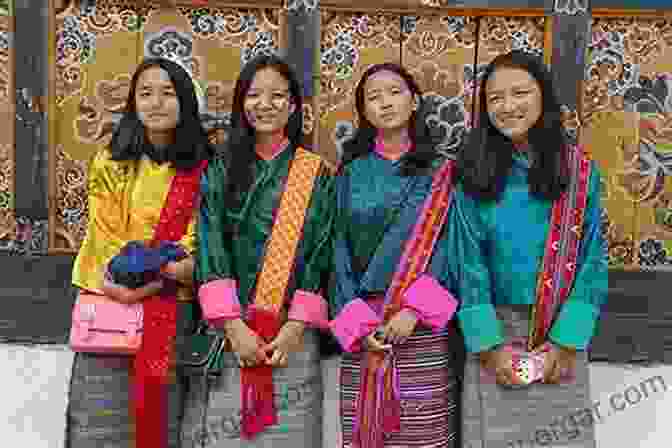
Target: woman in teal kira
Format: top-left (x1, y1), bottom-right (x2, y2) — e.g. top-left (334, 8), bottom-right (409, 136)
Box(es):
top-left (448, 50), bottom-right (608, 448)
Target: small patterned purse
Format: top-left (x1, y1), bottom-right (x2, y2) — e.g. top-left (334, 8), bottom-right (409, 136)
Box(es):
top-left (501, 339), bottom-right (551, 386)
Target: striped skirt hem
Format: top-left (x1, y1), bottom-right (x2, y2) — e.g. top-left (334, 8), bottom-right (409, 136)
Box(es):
top-left (340, 327), bottom-right (461, 448)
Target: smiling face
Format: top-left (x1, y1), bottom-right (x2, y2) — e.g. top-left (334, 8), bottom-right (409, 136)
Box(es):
top-left (485, 66), bottom-right (542, 143)
top-left (134, 66), bottom-right (181, 133)
top-left (362, 70), bottom-right (416, 131)
top-left (243, 67), bottom-right (295, 136)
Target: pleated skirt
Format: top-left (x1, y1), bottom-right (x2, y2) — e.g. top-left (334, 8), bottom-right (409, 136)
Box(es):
top-left (65, 352), bottom-right (184, 448)
top-left (462, 305), bottom-right (596, 448)
top-left (180, 328), bottom-right (323, 448)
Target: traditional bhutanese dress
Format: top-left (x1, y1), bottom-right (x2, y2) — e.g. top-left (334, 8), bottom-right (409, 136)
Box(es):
top-left (330, 149), bottom-right (462, 448)
top-left (449, 150), bottom-right (608, 448)
top-left (180, 145), bottom-right (334, 447)
top-left (67, 149), bottom-right (198, 448)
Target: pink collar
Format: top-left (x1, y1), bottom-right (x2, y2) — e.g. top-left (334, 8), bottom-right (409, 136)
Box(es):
top-left (374, 136), bottom-right (412, 160)
top-left (513, 141), bottom-right (530, 152)
top-left (256, 137), bottom-right (290, 161)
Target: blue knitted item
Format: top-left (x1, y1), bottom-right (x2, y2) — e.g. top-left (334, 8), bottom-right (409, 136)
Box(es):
top-left (108, 241), bottom-right (187, 289)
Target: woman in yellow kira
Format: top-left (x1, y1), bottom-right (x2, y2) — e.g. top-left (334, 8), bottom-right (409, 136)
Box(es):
top-left (66, 57), bottom-right (213, 448)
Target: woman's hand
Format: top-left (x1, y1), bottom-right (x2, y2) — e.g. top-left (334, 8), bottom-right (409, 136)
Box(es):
top-left (381, 309), bottom-right (419, 345)
top-left (262, 320), bottom-right (306, 367)
top-left (223, 318), bottom-right (268, 368)
top-left (160, 257), bottom-right (195, 286)
top-left (537, 343), bottom-right (576, 384)
top-left (101, 279), bottom-right (163, 304)
top-left (362, 332), bottom-right (392, 352)
top-left (479, 347), bottom-right (523, 386)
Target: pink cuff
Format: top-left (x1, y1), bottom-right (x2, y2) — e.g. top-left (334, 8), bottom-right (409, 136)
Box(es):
top-left (402, 274), bottom-right (458, 332)
top-left (198, 279), bottom-right (241, 322)
top-left (288, 290), bottom-right (329, 330)
top-left (328, 299), bottom-right (382, 353)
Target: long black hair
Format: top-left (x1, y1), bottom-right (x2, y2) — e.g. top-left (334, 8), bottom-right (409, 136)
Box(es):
top-left (340, 62), bottom-right (440, 176)
top-left (455, 50), bottom-right (570, 202)
top-left (108, 57), bottom-right (212, 170)
top-left (222, 53), bottom-right (304, 209)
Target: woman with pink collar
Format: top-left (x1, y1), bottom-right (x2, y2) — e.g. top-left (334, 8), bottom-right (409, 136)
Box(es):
top-left (329, 63), bottom-right (462, 448)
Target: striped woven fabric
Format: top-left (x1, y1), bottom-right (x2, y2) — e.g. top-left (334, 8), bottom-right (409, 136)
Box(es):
top-left (66, 352), bottom-right (184, 448)
top-left (340, 327), bottom-right (460, 448)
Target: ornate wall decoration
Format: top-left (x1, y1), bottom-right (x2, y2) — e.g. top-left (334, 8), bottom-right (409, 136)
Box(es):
top-left (319, 11), bottom-right (402, 166)
top-left (0, 143), bottom-right (12, 240)
top-left (471, 16), bottom-right (545, 127)
top-left (285, 0), bottom-right (317, 15)
top-left (403, 15), bottom-right (477, 157)
top-left (53, 1), bottom-right (278, 251)
top-left (583, 17), bottom-right (672, 269)
top-left (477, 16), bottom-right (545, 60)
top-left (0, 7), bottom-right (25, 253)
top-left (319, 12), bottom-right (545, 166)
top-left (554, 0), bottom-right (588, 16)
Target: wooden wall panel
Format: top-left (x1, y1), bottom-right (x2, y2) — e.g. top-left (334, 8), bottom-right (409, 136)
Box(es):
top-left (401, 14), bottom-right (477, 157)
top-left (318, 10), bottom-right (402, 167)
top-left (14, 0), bottom-right (49, 220)
top-left (583, 17), bottom-right (672, 269)
top-left (472, 15), bottom-right (546, 126)
top-left (0, 4), bottom-right (13, 247)
top-left (51, 1), bottom-right (280, 252)
top-left (284, 5), bottom-right (319, 153)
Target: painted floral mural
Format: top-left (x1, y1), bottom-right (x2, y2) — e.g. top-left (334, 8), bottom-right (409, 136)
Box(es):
top-left (584, 17), bottom-right (672, 268)
top-left (52, 1), bottom-right (279, 251)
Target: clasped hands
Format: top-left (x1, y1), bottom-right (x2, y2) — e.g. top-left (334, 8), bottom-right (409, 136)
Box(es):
top-left (479, 343), bottom-right (577, 386)
top-left (362, 309), bottom-right (419, 352)
top-left (223, 318), bottom-right (306, 368)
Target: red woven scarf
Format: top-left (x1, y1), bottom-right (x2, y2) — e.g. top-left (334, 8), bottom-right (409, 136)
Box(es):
top-left (131, 159), bottom-right (207, 448)
top-left (528, 145), bottom-right (592, 350)
top-left (353, 160), bottom-right (454, 448)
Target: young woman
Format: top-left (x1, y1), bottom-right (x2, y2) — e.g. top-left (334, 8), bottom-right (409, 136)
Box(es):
top-left (329, 63), bottom-right (462, 448)
top-left (68, 57), bottom-right (212, 448)
top-left (449, 50), bottom-right (608, 448)
top-left (181, 54), bottom-right (334, 447)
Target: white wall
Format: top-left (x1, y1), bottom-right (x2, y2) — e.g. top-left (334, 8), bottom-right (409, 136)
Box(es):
top-left (2, 345), bottom-right (670, 447)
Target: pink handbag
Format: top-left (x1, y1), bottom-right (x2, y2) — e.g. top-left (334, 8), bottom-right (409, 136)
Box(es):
top-left (69, 293), bottom-right (143, 354)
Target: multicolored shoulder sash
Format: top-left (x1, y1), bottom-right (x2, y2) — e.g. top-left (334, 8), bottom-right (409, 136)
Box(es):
top-left (240, 147), bottom-right (323, 439)
top-left (132, 158), bottom-right (208, 448)
top-left (528, 145), bottom-right (592, 350)
top-left (354, 159), bottom-right (455, 448)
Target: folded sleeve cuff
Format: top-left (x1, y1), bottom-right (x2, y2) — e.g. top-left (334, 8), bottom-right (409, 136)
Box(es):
top-left (328, 299), bottom-right (382, 353)
top-left (198, 278), bottom-right (241, 322)
top-left (288, 290), bottom-right (329, 330)
top-left (548, 300), bottom-right (600, 350)
top-left (457, 304), bottom-right (505, 353)
top-left (402, 274), bottom-right (458, 332)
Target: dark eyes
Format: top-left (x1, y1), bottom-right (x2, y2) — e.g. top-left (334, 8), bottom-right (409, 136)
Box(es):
top-left (138, 90), bottom-right (175, 96)
top-left (366, 89), bottom-right (401, 101)
top-left (488, 91), bottom-right (529, 102)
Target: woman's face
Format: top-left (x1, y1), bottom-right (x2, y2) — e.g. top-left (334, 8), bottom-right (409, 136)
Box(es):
top-left (485, 66), bottom-right (542, 143)
top-left (362, 70), bottom-right (416, 131)
top-left (243, 67), bottom-right (295, 135)
top-left (134, 66), bottom-right (181, 133)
